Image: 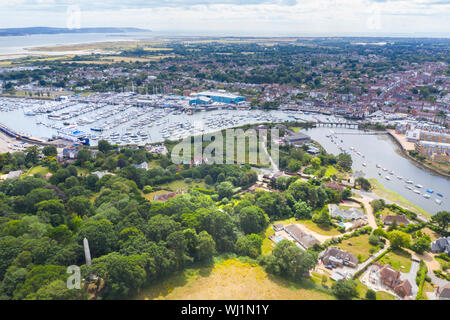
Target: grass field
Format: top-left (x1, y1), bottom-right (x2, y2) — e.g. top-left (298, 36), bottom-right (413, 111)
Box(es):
top-left (27, 165), bottom-right (50, 176)
top-left (422, 227), bottom-right (441, 242)
top-left (368, 178), bottom-right (430, 218)
top-left (378, 249), bottom-right (412, 273)
top-left (134, 258), bottom-right (334, 300)
top-left (337, 234), bottom-right (373, 263)
top-left (298, 220), bottom-right (341, 236)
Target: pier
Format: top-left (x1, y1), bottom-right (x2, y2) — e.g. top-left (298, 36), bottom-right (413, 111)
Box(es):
top-left (314, 121), bottom-right (359, 129)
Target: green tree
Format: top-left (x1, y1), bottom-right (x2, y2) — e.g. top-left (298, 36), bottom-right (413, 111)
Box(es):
top-left (196, 231), bottom-right (216, 262)
top-left (239, 205), bottom-right (269, 234)
top-left (235, 234), bottom-right (262, 258)
top-left (261, 240), bottom-right (317, 281)
top-left (42, 146), bottom-right (57, 157)
top-left (388, 230), bottom-right (411, 250)
top-left (216, 181), bottom-right (234, 200)
top-left (366, 289), bottom-right (376, 300)
top-left (431, 211), bottom-right (449, 233)
top-left (332, 279), bottom-right (358, 300)
top-left (293, 200), bottom-right (313, 220)
top-left (76, 219), bottom-right (118, 256)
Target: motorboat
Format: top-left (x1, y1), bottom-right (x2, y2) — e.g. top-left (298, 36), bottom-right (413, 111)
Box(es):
top-left (413, 190), bottom-right (421, 194)
top-left (426, 189), bottom-right (434, 194)
top-left (362, 163), bottom-right (367, 167)
top-left (376, 164), bottom-right (381, 168)
top-left (435, 199), bottom-right (442, 205)
top-left (406, 180), bottom-right (413, 184)
top-left (423, 194), bottom-right (431, 199)
top-left (415, 184), bottom-right (423, 188)
top-left (385, 176), bottom-right (391, 181)
top-left (437, 193), bottom-right (443, 197)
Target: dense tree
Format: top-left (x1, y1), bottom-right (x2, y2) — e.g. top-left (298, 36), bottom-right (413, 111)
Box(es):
top-left (261, 240), bottom-right (317, 281)
top-left (293, 200), bottom-right (313, 220)
top-left (196, 231), bottom-right (216, 262)
top-left (431, 211), bottom-right (449, 233)
top-left (42, 146), bottom-right (57, 157)
top-left (76, 219), bottom-right (118, 257)
top-left (388, 230), bottom-right (411, 249)
top-left (239, 205), bottom-right (269, 234)
top-left (332, 279), bottom-right (358, 300)
top-left (216, 181), bottom-right (234, 200)
top-left (235, 234), bottom-right (262, 258)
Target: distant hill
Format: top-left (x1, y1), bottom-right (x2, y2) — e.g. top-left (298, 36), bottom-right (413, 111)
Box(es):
top-left (0, 27), bottom-right (150, 37)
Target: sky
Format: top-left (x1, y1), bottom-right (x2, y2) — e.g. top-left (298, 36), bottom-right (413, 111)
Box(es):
top-left (0, 0), bottom-right (449, 37)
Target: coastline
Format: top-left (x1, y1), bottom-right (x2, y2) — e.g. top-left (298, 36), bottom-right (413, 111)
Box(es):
top-left (386, 129), bottom-right (450, 180)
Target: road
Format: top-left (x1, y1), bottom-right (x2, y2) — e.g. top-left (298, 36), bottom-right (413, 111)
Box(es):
top-left (260, 136), bottom-right (279, 173)
top-left (400, 258), bottom-right (420, 298)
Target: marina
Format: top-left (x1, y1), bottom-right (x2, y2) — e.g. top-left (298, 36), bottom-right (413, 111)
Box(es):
top-left (0, 94), bottom-right (448, 214)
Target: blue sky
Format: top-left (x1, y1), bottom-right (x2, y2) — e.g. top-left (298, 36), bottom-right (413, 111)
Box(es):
top-left (0, 0), bottom-right (449, 36)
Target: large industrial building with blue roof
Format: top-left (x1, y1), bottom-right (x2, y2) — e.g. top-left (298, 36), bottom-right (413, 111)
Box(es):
top-left (189, 90), bottom-right (246, 105)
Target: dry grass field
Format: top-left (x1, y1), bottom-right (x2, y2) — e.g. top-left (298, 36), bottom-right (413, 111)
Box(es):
top-left (134, 258), bottom-right (334, 300)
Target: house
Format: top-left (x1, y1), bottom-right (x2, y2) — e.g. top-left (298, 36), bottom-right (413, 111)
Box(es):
top-left (92, 171), bottom-right (115, 179)
top-left (329, 204), bottom-right (366, 221)
top-left (62, 148), bottom-right (79, 160)
top-left (131, 162), bottom-right (149, 170)
top-left (431, 237), bottom-right (450, 256)
top-left (378, 264), bottom-right (412, 298)
top-left (436, 283), bottom-right (450, 300)
top-left (0, 170), bottom-right (22, 181)
top-left (283, 132), bottom-right (311, 146)
top-left (320, 247), bottom-right (359, 268)
top-left (381, 215), bottom-right (410, 226)
top-left (284, 224), bottom-right (320, 249)
top-left (324, 181), bottom-right (346, 191)
top-left (153, 192), bottom-right (178, 202)
top-left (273, 223), bottom-right (284, 232)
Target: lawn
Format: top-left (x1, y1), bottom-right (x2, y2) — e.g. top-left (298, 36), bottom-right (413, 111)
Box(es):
top-left (378, 249), bottom-right (412, 273)
top-left (336, 234), bottom-right (373, 263)
top-left (356, 280), bottom-right (395, 300)
top-left (298, 220), bottom-right (341, 236)
top-left (368, 178), bottom-right (430, 218)
top-left (262, 217), bottom-right (296, 255)
top-left (422, 227), bottom-right (441, 242)
top-left (134, 258), bottom-right (334, 300)
top-left (159, 179), bottom-right (206, 192)
top-left (143, 189), bottom-right (172, 202)
top-left (324, 166), bottom-right (339, 178)
top-left (27, 165), bottom-right (50, 176)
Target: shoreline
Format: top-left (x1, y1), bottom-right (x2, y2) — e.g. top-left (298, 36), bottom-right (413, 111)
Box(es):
top-left (386, 129), bottom-right (450, 180)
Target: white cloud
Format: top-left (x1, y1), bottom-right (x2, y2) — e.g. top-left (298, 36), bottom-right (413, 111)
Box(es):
top-left (0, 0), bottom-right (448, 36)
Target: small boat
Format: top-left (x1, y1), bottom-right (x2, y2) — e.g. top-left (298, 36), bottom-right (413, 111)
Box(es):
top-left (413, 190), bottom-right (421, 194)
top-left (362, 163), bottom-right (367, 167)
top-left (406, 186), bottom-right (413, 190)
top-left (423, 194), bottom-right (431, 199)
top-left (435, 199), bottom-right (442, 205)
top-left (415, 184), bottom-right (423, 188)
top-left (376, 164), bottom-right (381, 168)
top-left (397, 176), bottom-right (402, 180)
top-left (426, 189), bottom-right (434, 194)
top-left (437, 193), bottom-right (443, 197)
top-left (389, 171), bottom-right (394, 175)
top-left (385, 176), bottom-right (391, 181)
top-left (406, 180), bottom-right (413, 184)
